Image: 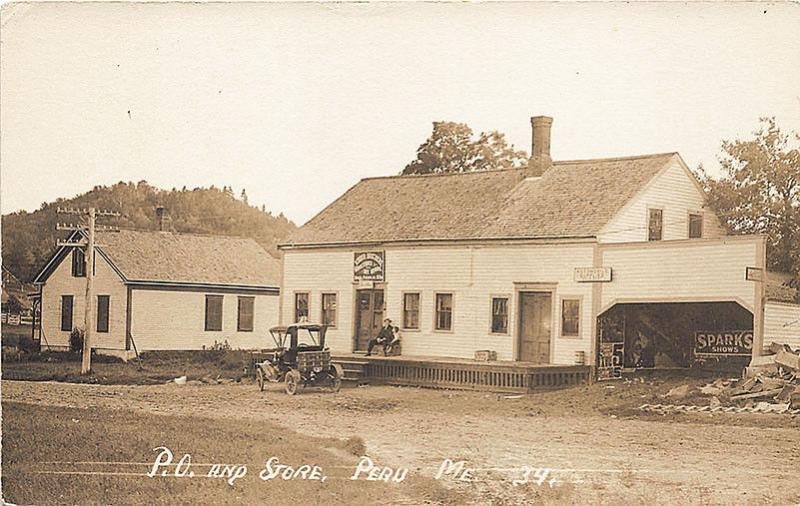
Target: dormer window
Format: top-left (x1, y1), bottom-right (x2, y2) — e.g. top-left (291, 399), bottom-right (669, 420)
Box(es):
top-left (689, 213), bottom-right (703, 239)
top-left (648, 209), bottom-right (663, 241)
top-left (71, 249), bottom-right (86, 277)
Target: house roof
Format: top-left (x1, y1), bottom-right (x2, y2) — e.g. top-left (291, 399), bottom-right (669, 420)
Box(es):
top-left (284, 152), bottom-right (678, 246)
top-left (36, 229), bottom-right (280, 289)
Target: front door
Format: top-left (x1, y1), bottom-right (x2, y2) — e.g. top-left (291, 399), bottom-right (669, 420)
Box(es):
top-left (354, 289), bottom-right (384, 351)
top-left (518, 292), bottom-right (552, 364)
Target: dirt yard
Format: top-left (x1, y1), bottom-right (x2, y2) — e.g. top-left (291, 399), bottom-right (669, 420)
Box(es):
top-left (3, 377), bottom-right (799, 505)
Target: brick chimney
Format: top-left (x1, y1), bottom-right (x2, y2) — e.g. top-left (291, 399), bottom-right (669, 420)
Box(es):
top-left (155, 206), bottom-right (170, 232)
top-left (528, 116), bottom-right (553, 176)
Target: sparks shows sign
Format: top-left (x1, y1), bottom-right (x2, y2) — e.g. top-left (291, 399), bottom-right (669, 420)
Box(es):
top-left (694, 331), bottom-right (753, 356)
top-left (354, 252), bottom-right (385, 282)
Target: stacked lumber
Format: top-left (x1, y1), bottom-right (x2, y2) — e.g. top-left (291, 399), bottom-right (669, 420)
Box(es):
top-left (710, 342), bottom-right (800, 410)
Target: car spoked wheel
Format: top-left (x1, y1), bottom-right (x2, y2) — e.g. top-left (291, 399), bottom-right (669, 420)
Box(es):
top-left (331, 363), bottom-right (343, 393)
top-left (257, 367), bottom-right (266, 392)
top-left (285, 370), bottom-right (300, 396)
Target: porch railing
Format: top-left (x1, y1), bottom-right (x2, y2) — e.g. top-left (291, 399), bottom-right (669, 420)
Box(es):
top-left (360, 357), bottom-right (590, 393)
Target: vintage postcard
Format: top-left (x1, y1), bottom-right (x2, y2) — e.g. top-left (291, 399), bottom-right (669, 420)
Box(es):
top-left (1, 2), bottom-right (799, 505)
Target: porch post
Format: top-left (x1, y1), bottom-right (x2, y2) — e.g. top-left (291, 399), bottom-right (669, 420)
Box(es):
top-left (751, 236), bottom-right (767, 359)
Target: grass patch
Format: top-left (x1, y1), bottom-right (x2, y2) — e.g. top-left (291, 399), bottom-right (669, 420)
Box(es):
top-left (2, 401), bottom-right (464, 505)
top-left (1, 350), bottom-right (254, 385)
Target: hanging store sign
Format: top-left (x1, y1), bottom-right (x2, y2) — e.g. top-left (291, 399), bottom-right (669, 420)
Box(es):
top-left (354, 251), bottom-right (385, 282)
top-left (574, 267), bottom-right (612, 283)
top-left (694, 331), bottom-right (753, 356)
top-left (745, 267), bottom-right (763, 282)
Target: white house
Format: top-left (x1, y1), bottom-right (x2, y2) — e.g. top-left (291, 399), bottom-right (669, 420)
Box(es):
top-left (278, 116), bottom-right (790, 376)
top-left (764, 272), bottom-right (800, 350)
top-left (34, 228), bottom-right (280, 357)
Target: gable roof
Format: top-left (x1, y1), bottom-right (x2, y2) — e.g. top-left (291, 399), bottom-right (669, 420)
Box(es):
top-left (284, 152), bottom-right (677, 246)
top-left (35, 229), bottom-right (280, 290)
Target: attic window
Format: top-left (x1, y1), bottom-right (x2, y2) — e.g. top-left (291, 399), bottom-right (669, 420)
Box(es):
top-left (72, 249), bottom-right (86, 277)
top-left (689, 213), bottom-right (703, 239)
top-left (648, 209), bottom-right (663, 241)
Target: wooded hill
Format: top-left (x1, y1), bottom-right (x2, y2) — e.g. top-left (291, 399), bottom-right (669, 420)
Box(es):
top-left (1, 182), bottom-right (297, 283)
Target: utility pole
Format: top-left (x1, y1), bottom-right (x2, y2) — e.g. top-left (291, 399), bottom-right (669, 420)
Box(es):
top-left (57, 207), bottom-right (120, 374)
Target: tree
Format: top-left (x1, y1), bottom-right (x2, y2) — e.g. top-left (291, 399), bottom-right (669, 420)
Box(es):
top-left (1, 182), bottom-right (298, 282)
top-left (697, 117), bottom-right (800, 282)
top-left (402, 121), bottom-right (528, 175)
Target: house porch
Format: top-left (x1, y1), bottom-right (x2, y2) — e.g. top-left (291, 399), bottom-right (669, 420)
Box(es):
top-left (332, 353), bottom-right (592, 393)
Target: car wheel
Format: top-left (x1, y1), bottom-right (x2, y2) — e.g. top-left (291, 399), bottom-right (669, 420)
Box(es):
top-left (285, 370), bottom-right (300, 396)
top-left (331, 363), bottom-right (343, 393)
top-left (257, 367), bottom-right (266, 392)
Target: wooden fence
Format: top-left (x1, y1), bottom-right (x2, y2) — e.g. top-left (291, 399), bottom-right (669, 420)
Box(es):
top-left (360, 357), bottom-right (591, 393)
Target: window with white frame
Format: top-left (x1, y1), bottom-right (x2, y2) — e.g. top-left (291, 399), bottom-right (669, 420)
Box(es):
top-left (491, 297), bottom-right (508, 334)
top-left (435, 293), bottom-right (453, 331)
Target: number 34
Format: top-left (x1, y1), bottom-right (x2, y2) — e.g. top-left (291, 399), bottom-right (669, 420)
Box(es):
top-left (512, 466), bottom-right (557, 487)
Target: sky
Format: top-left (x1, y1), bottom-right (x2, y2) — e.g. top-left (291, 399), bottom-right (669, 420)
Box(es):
top-left (1, 2), bottom-right (799, 226)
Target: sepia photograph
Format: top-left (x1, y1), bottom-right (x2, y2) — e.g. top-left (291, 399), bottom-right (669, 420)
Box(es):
top-left (1, 2), bottom-right (799, 504)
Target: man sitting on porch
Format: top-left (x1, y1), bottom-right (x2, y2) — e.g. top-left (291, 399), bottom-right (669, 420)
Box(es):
top-left (384, 326), bottom-right (401, 356)
top-left (366, 319), bottom-right (394, 356)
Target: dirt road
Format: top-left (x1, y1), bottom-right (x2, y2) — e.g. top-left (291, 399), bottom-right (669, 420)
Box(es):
top-left (3, 379), bottom-right (799, 505)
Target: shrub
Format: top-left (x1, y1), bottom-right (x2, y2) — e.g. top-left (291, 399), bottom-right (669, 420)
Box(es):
top-left (342, 436), bottom-right (367, 456)
top-left (69, 328), bottom-right (85, 352)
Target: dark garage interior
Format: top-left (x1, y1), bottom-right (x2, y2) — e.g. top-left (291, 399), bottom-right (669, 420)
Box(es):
top-left (597, 302), bottom-right (754, 373)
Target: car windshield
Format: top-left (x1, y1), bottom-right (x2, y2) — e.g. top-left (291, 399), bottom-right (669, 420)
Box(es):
top-left (297, 328), bottom-right (319, 347)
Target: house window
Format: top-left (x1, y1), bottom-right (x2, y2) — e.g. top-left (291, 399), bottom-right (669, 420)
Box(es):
top-left (435, 293), bottom-right (453, 331)
top-left (294, 292), bottom-right (309, 322)
top-left (491, 297), bottom-right (509, 334)
top-left (689, 213), bottom-right (703, 239)
top-left (205, 295), bottom-right (223, 331)
top-left (61, 295), bottom-right (73, 331)
top-left (321, 293), bottom-right (337, 327)
top-left (72, 249), bottom-right (86, 277)
top-left (403, 293), bottom-right (420, 329)
top-left (561, 299), bottom-right (580, 337)
top-left (237, 296), bottom-right (254, 332)
top-left (648, 208), bottom-right (663, 241)
top-left (96, 295), bottom-right (110, 333)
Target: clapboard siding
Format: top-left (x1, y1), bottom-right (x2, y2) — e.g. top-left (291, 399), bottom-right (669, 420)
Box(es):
top-left (599, 157), bottom-right (725, 243)
top-left (281, 250), bottom-right (356, 354)
top-left (40, 249), bottom-right (127, 350)
top-left (283, 243), bottom-right (596, 364)
top-left (130, 289), bottom-right (279, 350)
top-left (599, 238), bottom-right (758, 312)
top-left (764, 301), bottom-right (800, 349)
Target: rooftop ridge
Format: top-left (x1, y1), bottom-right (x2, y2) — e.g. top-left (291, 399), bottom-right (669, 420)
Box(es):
top-left (356, 152), bottom-right (678, 182)
top-left (97, 227), bottom-right (256, 242)
top-left (554, 152), bottom-right (678, 165)
top-left (359, 166), bottom-right (526, 182)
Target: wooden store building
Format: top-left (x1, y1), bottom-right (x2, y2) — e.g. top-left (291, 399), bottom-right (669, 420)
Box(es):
top-left (280, 116), bottom-right (799, 380)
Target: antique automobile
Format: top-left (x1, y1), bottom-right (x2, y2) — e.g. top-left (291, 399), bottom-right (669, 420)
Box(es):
top-left (255, 323), bottom-right (344, 395)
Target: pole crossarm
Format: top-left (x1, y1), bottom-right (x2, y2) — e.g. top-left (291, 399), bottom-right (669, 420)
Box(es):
top-left (56, 223), bottom-right (84, 232)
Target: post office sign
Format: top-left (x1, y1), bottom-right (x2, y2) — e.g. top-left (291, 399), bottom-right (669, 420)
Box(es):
top-left (574, 267), bottom-right (612, 283)
top-left (354, 251), bottom-right (385, 282)
top-left (694, 331), bottom-right (753, 356)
